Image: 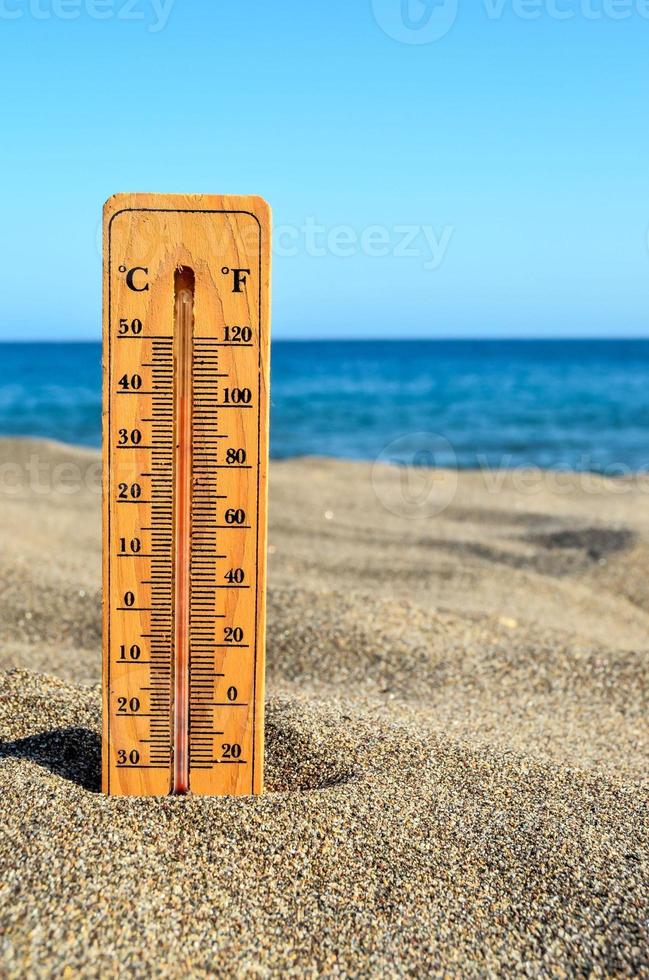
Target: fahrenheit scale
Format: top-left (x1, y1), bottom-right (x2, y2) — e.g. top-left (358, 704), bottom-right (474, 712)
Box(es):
top-left (102, 194), bottom-right (271, 796)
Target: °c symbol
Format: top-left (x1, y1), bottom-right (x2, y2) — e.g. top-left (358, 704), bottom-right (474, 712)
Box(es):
top-left (122, 266), bottom-right (149, 292)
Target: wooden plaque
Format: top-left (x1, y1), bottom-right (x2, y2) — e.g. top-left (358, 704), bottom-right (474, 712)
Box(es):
top-left (102, 193), bottom-right (270, 796)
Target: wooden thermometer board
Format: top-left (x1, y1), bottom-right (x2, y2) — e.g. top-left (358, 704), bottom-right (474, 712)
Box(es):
top-left (102, 193), bottom-right (271, 796)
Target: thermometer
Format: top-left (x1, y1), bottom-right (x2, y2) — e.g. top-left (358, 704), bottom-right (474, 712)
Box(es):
top-left (102, 193), bottom-right (270, 796)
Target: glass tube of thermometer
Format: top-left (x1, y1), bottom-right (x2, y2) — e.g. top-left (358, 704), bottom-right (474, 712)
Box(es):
top-left (172, 268), bottom-right (194, 794)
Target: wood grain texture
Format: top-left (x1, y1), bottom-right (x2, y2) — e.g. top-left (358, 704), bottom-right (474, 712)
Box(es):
top-left (102, 193), bottom-right (270, 796)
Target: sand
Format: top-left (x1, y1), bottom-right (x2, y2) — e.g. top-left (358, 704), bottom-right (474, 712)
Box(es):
top-left (0, 438), bottom-right (647, 976)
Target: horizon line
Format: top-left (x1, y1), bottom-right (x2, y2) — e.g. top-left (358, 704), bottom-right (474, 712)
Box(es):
top-left (1, 336), bottom-right (649, 344)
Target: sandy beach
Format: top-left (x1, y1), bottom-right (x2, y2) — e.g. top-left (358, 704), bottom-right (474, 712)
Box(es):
top-left (1, 437), bottom-right (647, 976)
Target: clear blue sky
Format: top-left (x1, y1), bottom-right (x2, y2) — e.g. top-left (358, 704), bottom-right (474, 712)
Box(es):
top-left (0, 1), bottom-right (648, 339)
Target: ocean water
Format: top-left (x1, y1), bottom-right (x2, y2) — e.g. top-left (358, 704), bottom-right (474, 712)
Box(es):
top-left (1, 340), bottom-right (649, 472)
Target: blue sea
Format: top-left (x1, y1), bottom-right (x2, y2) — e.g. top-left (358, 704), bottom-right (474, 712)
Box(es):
top-left (1, 340), bottom-right (649, 472)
